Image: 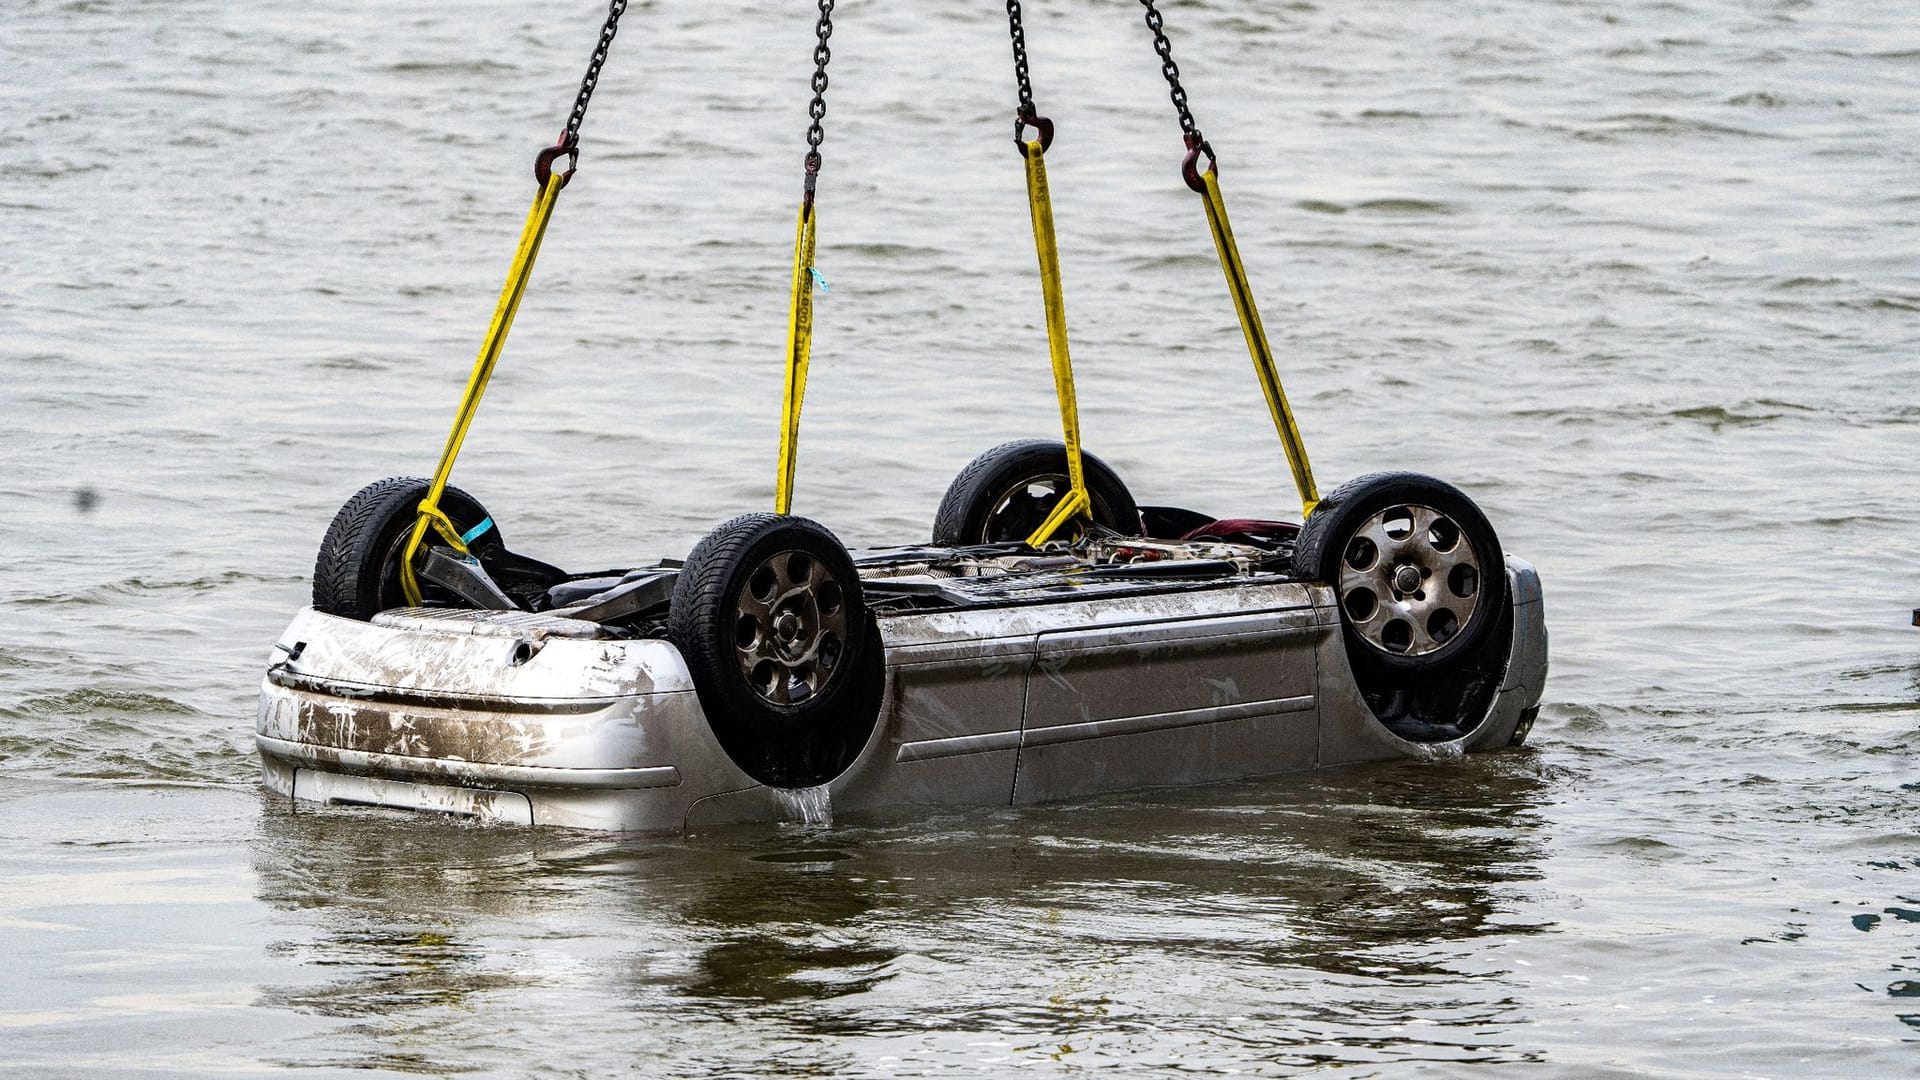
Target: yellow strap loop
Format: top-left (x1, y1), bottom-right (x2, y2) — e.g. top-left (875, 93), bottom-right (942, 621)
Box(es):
top-left (400, 170), bottom-right (568, 605)
top-left (774, 201), bottom-right (818, 515)
top-left (1020, 139), bottom-right (1092, 548)
top-left (1195, 167), bottom-right (1319, 519)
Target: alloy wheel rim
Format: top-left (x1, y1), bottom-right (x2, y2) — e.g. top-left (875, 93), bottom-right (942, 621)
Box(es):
top-left (733, 549), bottom-right (849, 705)
top-left (1336, 503), bottom-right (1483, 657)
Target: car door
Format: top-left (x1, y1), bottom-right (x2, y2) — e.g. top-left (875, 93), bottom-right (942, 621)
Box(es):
top-left (1013, 591), bottom-right (1320, 803)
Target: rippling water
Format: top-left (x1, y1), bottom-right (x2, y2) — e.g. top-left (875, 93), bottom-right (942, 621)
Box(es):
top-left (3, 0), bottom-right (1917, 1074)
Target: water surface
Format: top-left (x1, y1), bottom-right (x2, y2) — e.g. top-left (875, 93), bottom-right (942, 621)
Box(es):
top-left (2, 0), bottom-right (1917, 1074)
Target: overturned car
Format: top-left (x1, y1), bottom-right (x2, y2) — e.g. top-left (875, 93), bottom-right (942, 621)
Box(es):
top-left (258, 444), bottom-right (1546, 831)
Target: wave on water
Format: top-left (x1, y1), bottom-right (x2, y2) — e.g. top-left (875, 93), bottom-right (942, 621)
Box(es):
top-left (1666, 403), bottom-right (1794, 430)
top-left (1580, 113), bottom-right (1777, 141)
top-left (835, 241), bottom-right (948, 260)
top-left (1356, 108), bottom-right (1440, 120)
top-left (1292, 197), bottom-right (1464, 216)
top-left (1596, 835), bottom-right (1682, 857)
top-left (1509, 398), bottom-right (1823, 430)
top-left (313, 355), bottom-right (389, 372)
top-left (1354, 198), bottom-right (1465, 216)
top-left (0, 689), bottom-right (254, 784)
top-left (1122, 251), bottom-right (1216, 272)
top-left (0, 161), bottom-right (108, 182)
top-left (383, 59), bottom-right (521, 77)
top-left (1847, 295), bottom-right (1920, 313)
top-left (8, 688), bottom-right (201, 719)
top-left (7, 570), bottom-right (304, 608)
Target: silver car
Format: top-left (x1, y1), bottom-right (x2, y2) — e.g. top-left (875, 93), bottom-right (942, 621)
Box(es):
top-left (258, 445), bottom-right (1546, 832)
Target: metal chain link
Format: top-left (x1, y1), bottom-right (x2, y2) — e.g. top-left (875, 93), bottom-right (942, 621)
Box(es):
top-left (563, 0), bottom-right (628, 147)
top-left (804, 0), bottom-right (835, 183)
top-left (1139, 0), bottom-right (1205, 151)
top-left (1006, 0), bottom-right (1038, 137)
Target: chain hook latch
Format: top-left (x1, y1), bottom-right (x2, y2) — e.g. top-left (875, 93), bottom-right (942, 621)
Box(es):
top-left (534, 130), bottom-right (579, 190)
top-left (1180, 131), bottom-right (1215, 194)
top-left (1016, 112), bottom-right (1055, 156)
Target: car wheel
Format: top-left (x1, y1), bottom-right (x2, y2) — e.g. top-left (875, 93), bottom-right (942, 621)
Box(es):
top-left (1293, 472), bottom-right (1508, 676)
top-left (312, 476), bottom-right (500, 620)
top-left (670, 513), bottom-right (884, 788)
top-left (930, 439), bottom-right (1141, 545)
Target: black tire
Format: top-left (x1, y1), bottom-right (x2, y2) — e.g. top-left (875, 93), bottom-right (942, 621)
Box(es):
top-left (312, 477), bottom-right (499, 620)
top-left (669, 513), bottom-right (883, 788)
top-left (930, 439), bottom-right (1141, 545)
top-left (1293, 472), bottom-right (1508, 676)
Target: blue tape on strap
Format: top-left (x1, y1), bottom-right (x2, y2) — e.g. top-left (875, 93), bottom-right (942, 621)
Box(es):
top-left (459, 516), bottom-right (494, 545)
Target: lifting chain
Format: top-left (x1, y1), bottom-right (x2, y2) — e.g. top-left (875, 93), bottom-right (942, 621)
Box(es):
top-left (1006, 0), bottom-right (1037, 128)
top-left (803, 0), bottom-right (835, 203)
top-left (1138, 0), bottom-right (1213, 189)
top-left (536, 0), bottom-right (629, 187)
top-left (1004, 0), bottom-right (1054, 150)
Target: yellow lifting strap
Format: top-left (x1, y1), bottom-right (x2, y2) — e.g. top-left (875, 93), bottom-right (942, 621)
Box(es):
top-left (398, 168), bottom-right (568, 605)
top-left (1020, 137), bottom-right (1093, 547)
top-left (1194, 166), bottom-right (1320, 519)
top-left (774, 201), bottom-right (818, 515)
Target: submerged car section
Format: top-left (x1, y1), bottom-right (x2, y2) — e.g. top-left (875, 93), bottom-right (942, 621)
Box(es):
top-left (258, 552), bottom-right (1547, 832)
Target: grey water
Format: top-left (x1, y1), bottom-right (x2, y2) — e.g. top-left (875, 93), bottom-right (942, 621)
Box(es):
top-left (3, 0), bottom-right (1917, 1074)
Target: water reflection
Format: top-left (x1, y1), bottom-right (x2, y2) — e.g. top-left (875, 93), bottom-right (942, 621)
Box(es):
top-left (250, 754), bottom-right (1556, 1072)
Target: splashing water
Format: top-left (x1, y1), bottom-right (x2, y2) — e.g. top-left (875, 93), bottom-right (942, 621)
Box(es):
top-left (771, 785), bottom-right (831, 827)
